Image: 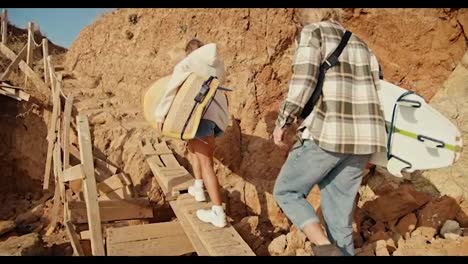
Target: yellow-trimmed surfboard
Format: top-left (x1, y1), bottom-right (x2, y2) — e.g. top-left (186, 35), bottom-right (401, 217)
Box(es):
top-left (143, 73), bottom-right (220, 140)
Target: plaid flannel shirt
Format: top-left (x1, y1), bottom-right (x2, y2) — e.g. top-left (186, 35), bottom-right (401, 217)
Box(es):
top-left (276, 20), bottom-right (387, 155)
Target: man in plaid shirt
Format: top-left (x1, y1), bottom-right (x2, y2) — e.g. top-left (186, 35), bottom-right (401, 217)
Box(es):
top-left (273, 9), bottom-right (387, 256)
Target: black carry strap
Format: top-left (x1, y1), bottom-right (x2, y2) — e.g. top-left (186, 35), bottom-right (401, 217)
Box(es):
top-left (299, 30), bottom-right (352, 119)
top-left (180, 76), bottom-right (216, 140)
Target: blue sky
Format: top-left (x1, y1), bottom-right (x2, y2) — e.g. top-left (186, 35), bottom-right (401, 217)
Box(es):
top-left (3, 8), bottom-right (114, 48)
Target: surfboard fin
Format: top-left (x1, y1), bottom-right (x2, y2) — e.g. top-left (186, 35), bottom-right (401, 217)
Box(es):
top-left (387, 157), bottom-right (411, 178)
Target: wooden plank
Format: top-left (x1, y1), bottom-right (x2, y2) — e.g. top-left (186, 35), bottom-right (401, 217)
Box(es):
top-left (62, 94), bottom-right (73, 169)
top-left (63, 164), bottom-right (84, 182)
top-left (42, 38), bottom-right (49, 85)
top-left (0, 42), bottom-right (15, 59)
top-left (154, 141), bottom-right (180, 168)
top-left (76, 115), bottom-right (105, 256)
top-left (98, 186), bottom-right (133, 201)
top-left (81, 229), bottom-right (107, 240)
top-left (45, 179), bottom-right (61, 236)
top-left (54, 140), bottom-right (66, 199)
top-left (0, 88), bottom-right (21, 101)
top-left (47, 56), bottom-right (56, 95)
top-left (94, 157), bottom-right (118, 176)
top-left (169, 200), bottom-right (210, 256)
top-left (19, 59), bottom-right (49, 98)
top-left (140, 138), bottom-right (192, 199)
top-left (43, 79), bottom-right (60, 190)
top-left (1, 87), bottom-right (30, 101)
top-left (1, 9), bottom-right (7, 45)
top-left (64, 220), bottom-right (85, 256)
top-left (97, 173), bottom-right (131, 194)
top-left (106, 221), bottom-right (194, 256)
top-left (172, 194), bottom-right (255, 256)
top-left (0, 82), bottom-right (23, 89)
top-left (68, 198), bottom-right (153, 224)
top-left (1, 44), bottom-right (26, 81)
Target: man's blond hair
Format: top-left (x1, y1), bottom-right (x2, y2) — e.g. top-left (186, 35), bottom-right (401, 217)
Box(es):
top-left (295, 8), bottom-right (344, 26)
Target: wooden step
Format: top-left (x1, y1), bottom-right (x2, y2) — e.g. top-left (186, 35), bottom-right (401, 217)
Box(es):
top-left (140, 138), bottom-right (193, 199)
top-left (169, 194), bottom-right (255, 256)
top-left (106, 221), bottom-right (195, 256)
top-left (68, 198), bottom-right (153, 224)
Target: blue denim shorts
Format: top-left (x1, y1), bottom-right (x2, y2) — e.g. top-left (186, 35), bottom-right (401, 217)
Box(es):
top-left (195, 119), bottom-right (224, 138)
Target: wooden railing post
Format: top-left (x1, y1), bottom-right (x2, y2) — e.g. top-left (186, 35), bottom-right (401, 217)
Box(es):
top-left (42, 38), bottom-right (49, 85)
top-left (1, 9), bottom-right (7, 45)
top-left (24, 22), bottom-right (34, 88)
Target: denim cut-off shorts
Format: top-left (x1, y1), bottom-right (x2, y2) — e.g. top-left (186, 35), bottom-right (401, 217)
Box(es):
top-left (195, 119), bottom-right (224, 138)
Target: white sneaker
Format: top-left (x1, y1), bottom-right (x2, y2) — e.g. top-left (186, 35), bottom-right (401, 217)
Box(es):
top-left (196, 206), bottom-right (227, 228)
top-left (188, 185), bottom-right (206, 202)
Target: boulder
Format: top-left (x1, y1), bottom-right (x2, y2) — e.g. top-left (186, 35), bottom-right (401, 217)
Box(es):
top-left (0, 221), bottom-right (15, 237)
top-left (362, 185), bottom-right (431, 222)
top-left (396, 213), bottom-right (417, 236)
top-left (417, 195), bottom-right (460, 231)
top-left (375, 240), bottom-right (390, 256)
top-left (440, 220), bottom-right (462, 238)
top-left (0, 233), bottom-right (44, 256)
top-left (268, 234), bottom-right (287, 256)
top-left (411, 226), bottom-right (437, 241)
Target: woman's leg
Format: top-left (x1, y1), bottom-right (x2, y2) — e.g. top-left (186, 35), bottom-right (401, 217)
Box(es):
top-left (187, 140), bottom-right (202, 180)
top-left (187, 139), bottom-right (206, 202)
top-left (191, 136), bottom-right (222, 206)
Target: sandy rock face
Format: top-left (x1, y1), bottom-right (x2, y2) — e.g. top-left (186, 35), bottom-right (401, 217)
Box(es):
top-left (60, 8), bottom-right (467, 255)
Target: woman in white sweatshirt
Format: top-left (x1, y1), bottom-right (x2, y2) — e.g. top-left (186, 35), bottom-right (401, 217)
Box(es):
top-left (154, 39), bottom-right (229, 228)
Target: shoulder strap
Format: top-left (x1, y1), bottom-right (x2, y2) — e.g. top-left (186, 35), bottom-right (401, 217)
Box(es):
top-left (322, 31), bottom-right (352, 70)
top-left (299, 30), bottom-right (352, 120)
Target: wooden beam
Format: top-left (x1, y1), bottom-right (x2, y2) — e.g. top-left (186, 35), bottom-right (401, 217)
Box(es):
top-left (63, 164), bottom-right (84, 182)
top-left (94, 157), bottom-right (118, 175)
top-left (76, 115), bottom-right (105, 256)
top-left (0, 88), bottom-right (21, 101)
top-left (18, 58), bottom-right (50, 100)
top-left (98, 185), bottom-right (133, 201)
top-left (1, 87), bottom-right (30, 101)
top-left (54, 140), bottom-right (65, 199)
top-left (24, 22), bottom-right (34, 89)
top-left (0, 82), bottom-right (23, 90)
top-left (42, 38), bottom-right (49, 86)
top-left (171, 194), bottom-right (255, 256)
top-left (63, 94), bottom-right (74, 169)
top-left (1, 44), bottom-right (27, 81)
top-left (0, 42), bottom-right (49, 101)
top-left (68, 198), bottom-right (153, 224)
top-left (64, 221), bottom-right (85, 256)
top-left (1, 9), bottom-right (7, 45)
top-left (97, 173), bottom-right (132, 194)
top-left (47, 55), bottom-right (56, 95)
top-left (45, 143), bottom-right (62, 236)
top-left (43, 78), bottom-right (60, 190)
top-left (106, 222), bottom-right (195, 256)
top-left (169, 200), bottom-right (210, 256)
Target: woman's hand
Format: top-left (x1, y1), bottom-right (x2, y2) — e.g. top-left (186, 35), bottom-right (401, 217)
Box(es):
top-left (155, 122), bottom-right (163, 135)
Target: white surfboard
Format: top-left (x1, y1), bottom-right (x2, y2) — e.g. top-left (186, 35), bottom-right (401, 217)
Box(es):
top-left (369, 80), bottom-right (463, 177)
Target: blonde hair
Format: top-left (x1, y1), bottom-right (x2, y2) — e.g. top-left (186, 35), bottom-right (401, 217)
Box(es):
top-left (295, 8), bottom-right (344, 26)
top-left (185, 38), bottom-right (204, 55)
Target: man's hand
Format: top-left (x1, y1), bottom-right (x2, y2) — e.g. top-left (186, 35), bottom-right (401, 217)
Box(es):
top-left (155, 122), bottom-right (163, 135)
top-left (273, 126), bottom-right (288, 149)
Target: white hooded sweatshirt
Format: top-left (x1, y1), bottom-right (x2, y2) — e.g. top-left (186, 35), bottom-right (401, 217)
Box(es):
top-left (154, 43), bottom-right (229, 132)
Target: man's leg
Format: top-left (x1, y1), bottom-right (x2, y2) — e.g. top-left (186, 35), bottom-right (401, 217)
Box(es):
top-left (273, 139), bottom-right (340, 246)
top-left (318, 153), bottom-right (370, 256)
